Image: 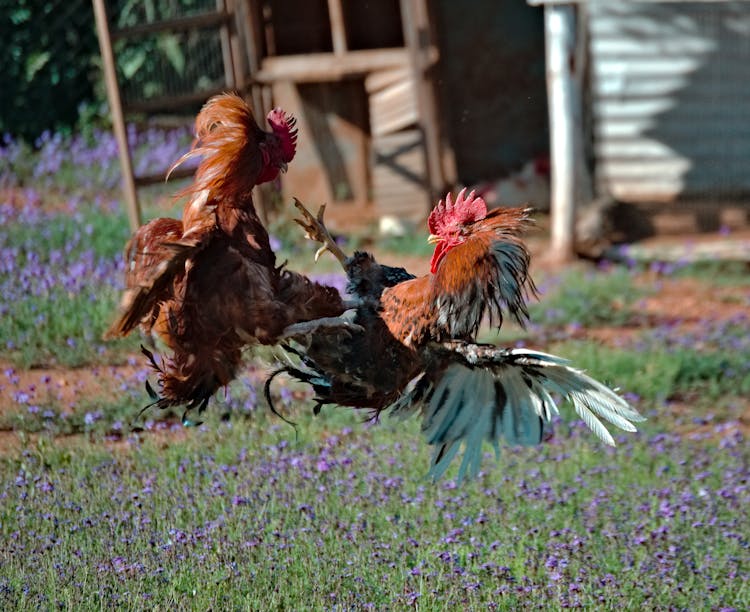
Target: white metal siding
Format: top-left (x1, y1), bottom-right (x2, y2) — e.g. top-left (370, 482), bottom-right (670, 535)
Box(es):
top-left (588, 1), bottom-right (750, 202)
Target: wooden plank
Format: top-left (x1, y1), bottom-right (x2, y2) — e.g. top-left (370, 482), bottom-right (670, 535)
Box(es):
top-left (399, 0), bottom-right (442, 203)
top-left (591, 37), bottom-right (715, 56)
top-left (372, 129), bottom-right (427, 219)
top-left (217, 0), bottom-right (235, 88)
top-left (369, 78), bottom-right (418, 136)
top-left (595, 141), bottom-right (750, 159)
top-left (593, 57), bottom-right (705, 76)
top-left (364, 66), bottom-right (410, 93)
top-left (92, 0), bottom-right (140, 231)
top-left (327, 0), bottom-right (348, 55)
top-left (598, 158), bottom-right (692, 178)
top-left (125, 89), bottom-right (224, 113)
top-left (254, 48), bottom-right (409, 82)
top-left (111, 11), bottom-right (231, 40)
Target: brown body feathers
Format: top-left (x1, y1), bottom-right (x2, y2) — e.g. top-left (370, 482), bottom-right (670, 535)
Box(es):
top-left (107, 93), bottom-right (342, 412)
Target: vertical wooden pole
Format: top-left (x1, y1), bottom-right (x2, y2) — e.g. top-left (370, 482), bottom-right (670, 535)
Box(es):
top-left (92, 0), bottom-right (140, 232)
top-left (226, 0), bottom-right (246, 89)
top-left (241, 0), bottom-right (266, 114)
top-left (400, 0), bottom-right (444, 206)
top-left (327, 0), bottom-right (348, 55)
top-left (216, 0), bottom-right (236, 88)
top-left (239, 0), bottom-right (270, 222)
top-left (545, 3), bottom-right (578, 262)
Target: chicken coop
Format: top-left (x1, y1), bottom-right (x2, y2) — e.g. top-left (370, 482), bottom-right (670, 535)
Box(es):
top-left (94, 0), bottom-right (550, 233)
top-left (94, 0), bottom-right (447, 231)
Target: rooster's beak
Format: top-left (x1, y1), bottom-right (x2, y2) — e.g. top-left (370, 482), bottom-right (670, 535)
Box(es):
top-left (280, 162), bottom-right (288, 173)
top-left (427, 234), bottom-right (441, 244)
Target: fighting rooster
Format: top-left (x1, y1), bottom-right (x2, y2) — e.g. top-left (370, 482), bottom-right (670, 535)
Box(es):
top-left (275, 190), bottom-right (644, 479)
top-left (106, 93), bottom-right (346, 416)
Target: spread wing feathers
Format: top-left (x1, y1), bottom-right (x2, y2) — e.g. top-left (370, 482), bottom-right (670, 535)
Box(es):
top-left (105, 227), bottom-right (201, 339)
top-left (390, 345), bottom-right (645, 481)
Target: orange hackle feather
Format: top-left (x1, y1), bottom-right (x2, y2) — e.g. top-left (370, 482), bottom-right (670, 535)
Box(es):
top-left (382, 203), bottom-right (535, 347)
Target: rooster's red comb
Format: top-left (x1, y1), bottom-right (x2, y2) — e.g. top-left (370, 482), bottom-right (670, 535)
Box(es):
top-left (428, 188), bottom-right (488, 236)
top-left (266, 107), bottom-right (298, 163)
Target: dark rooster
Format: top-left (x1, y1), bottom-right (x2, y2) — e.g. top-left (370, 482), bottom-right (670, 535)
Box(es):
top-left (106, 93), bottom-right (346, 416)
top-left (274, 190), bottom-right (645, 480)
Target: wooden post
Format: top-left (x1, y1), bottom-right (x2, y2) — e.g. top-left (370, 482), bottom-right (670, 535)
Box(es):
top-left (545, 3), bottom-right (577, 262)
top-left (327, 0), bottom-right (347, 55)
top-left (400, 0), bottom-right (444, 206)
top-left (92, 0), bottom-right (141, 232)
top-left (216, 0), bottom-right (236, 88)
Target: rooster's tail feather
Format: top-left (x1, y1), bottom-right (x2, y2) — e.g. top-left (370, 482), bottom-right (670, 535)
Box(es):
top-left (391, 346), bottom-right (645, 481)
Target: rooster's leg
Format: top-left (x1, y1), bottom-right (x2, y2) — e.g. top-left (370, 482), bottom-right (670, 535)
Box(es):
top-left (280, 311), bottom-right (363, 340)
top-left (293, 198), bottom-right (349, 268)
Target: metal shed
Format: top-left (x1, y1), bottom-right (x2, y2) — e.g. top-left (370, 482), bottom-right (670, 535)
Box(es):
top-left (588, 0), bottom-right (750, 204)
top-left (535, 0), bottom-right (750, 258)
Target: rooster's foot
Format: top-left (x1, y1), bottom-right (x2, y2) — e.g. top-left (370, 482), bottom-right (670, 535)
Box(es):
top-left (293, 198), bottom-right (349, 267)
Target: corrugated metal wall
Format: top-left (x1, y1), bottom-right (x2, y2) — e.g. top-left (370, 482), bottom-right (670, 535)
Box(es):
top-left (588, 1), bottom-right (750, 203)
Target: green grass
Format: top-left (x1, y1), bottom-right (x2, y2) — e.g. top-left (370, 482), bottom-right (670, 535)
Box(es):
top-left (2, 166), bottom-right (749, 609)
top-left (667, 260), bottom-right (750, 287)
top-left (1, 205), bottom-right (140, 367)
top-left (0, 409), bottom-right (747, 610)
top-left (529, 267), bottom-right (649, 328)
top-left (0, 286), bottom-right (140, 368)
top-left (554, 339), bottom-right (750, 405)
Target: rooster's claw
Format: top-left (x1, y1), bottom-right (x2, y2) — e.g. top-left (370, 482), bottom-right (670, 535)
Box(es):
top-left (293, 198), bottom-right (348, 267)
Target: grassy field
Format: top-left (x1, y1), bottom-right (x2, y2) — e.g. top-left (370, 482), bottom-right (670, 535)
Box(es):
top-left (1, 132), bottom-right (749, 610)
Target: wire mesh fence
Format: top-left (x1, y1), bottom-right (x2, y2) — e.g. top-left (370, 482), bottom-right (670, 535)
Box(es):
top-left (107, 0), bottom-right (230, 110)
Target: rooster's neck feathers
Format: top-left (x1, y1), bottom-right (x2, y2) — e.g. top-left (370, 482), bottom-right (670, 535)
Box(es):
top-left (382, 206), bottom-right (535, 346)
top-left (169, 94), bottom-right (297, 216)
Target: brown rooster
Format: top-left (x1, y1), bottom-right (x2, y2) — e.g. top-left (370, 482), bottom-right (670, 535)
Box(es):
top-left (106, 93), bottom-right (346, 416)
top-left (274, 190), bottom-right (645, 480)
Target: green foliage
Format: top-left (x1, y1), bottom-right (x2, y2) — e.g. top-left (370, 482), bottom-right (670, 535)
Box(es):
top-left (0, 0), bottom-right (99, 141)
top-left (530, 267), bottom-right (648, 328)
top-left (0, 0), bottom-right (222, 141)
top-left (555, 338), bottom-right (750, 403)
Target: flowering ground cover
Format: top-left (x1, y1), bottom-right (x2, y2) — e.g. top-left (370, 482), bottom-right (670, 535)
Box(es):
top-left (0, 131), bottom-right (748, 609)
